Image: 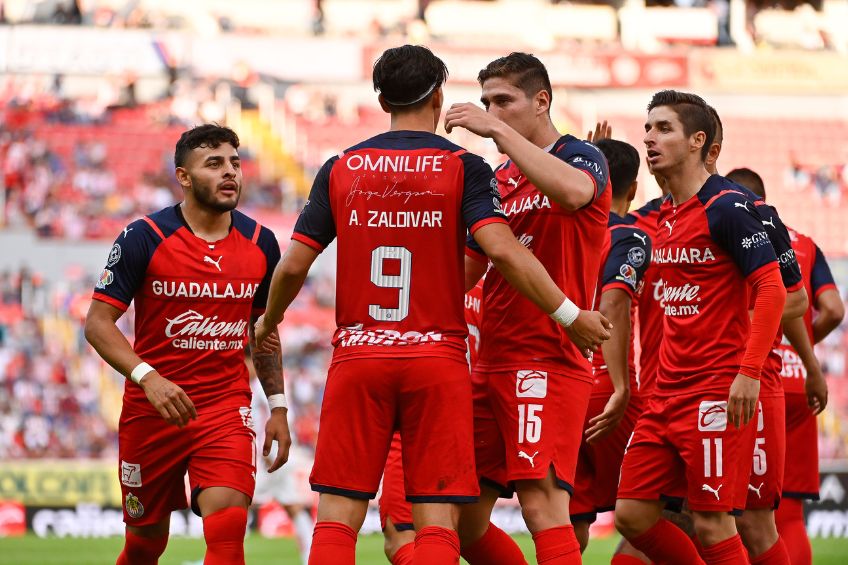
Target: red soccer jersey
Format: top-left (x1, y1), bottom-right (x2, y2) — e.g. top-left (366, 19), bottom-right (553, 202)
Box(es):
top-left (92, 206), bottom-right (280, 415)
top-left (627, 197), bottom-right (663, 396)
top-left (292, 130), bottom-right (506, 363)
top-left (591, 213), bottom-right (652, 396)
top-left (465, 279), bottom-right (484, 368)
top-left (468, 135), bottom-right (611, 379)
top-left (774, 228), bottom-right (838, 394)
top-left (653, 176), bottom-right (780, 395)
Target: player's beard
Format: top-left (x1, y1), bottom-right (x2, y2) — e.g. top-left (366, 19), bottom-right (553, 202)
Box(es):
top-left (191, 177), bottom-right (240, 213)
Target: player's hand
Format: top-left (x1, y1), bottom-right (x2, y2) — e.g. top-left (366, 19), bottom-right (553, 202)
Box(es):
top-left (253, 314), bottom-right (280, 351)
top-left (585, 388), bottom-right (630, 444)
top-left (139, 372), bottom-right (198, 428)
top-left (727, 373), bottom-right (760, 428)
top-left (804, 361), bottom-right (828, 415)
top-left (264, 409), bottom-right (292, 473)
top-left (586, 120), bottom-right (612, 143)
top-left (444, 103), bottom-right (501, 137)
top-left (564, 310), bottom-right (613, 358)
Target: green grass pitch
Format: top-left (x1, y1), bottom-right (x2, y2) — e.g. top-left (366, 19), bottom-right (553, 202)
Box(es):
top-left (0, 534), bottom-right (846, 564)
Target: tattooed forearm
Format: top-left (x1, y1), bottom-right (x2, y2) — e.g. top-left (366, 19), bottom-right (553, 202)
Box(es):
top-left (252, 335), bottom-right (285, 398)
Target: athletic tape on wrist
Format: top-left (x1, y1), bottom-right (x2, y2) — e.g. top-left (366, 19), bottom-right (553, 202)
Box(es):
top-left (550, 298), bottom-right (580, 327)
top-left (130, 362), bottom-right (155, 385)
top-left (268, 394), bottom-right (288, 410)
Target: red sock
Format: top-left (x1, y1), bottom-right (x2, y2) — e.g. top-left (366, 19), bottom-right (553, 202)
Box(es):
top-left (413, 526), bottom-right (460, 565)
top-left (610, 554), bottom-right (649, 565)
top-left (775, 499), bottom-right (811, 565)
top-left (700, 534), bottom-right (748, 565)
top-left (392, 542), bottom-right (415, 565)
top-left (116, 530), bottom-right (168, 565)
top-left (203, 506), bottom-right (247, 565)
top-left (461, 522), bottom-right (528, 565)
top-left (629, 519), bottom-right (705, 565)
top-left (531, 525), bottom-right (581, 565)
top-left (750, 538), bottom-right (790, 565)
top-left (308, 521), bottom-right (357, 565)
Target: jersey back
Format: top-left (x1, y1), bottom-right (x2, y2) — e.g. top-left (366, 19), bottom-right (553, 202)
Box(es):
top-left (292, 130), bottom-right (506, 362)
top-left (92, 206), bottom-right (280, 415)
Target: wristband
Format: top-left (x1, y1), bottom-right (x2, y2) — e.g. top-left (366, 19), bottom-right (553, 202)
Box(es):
top-left (549, 297), bottom-right (580, 327)
top-left (130, 362), bottom-right (155, 385)
top-left (268, 394), bottom-right (288, 410)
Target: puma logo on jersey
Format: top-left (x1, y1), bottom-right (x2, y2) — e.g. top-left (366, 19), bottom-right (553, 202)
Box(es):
top-left (519, 450), bottom-right (539, 468)
top-left (204, 255), bottom-right (223, 271)
top-left (633, 233), bottom-right (648, 245)
top-left (122, 227), bottom-right (133, 238)
top-left (762, 218), bottom-right (775, 229)
top-left (664, 220), bottom-right (676, 235)
top-left (702, 483), bottom-right (723, 500)
top-left (748, 482), bottom-right (764, 498)
top-left (734, 201), bottom-right (750, 211)
top-left (507, 176), bottom-right (522, 188)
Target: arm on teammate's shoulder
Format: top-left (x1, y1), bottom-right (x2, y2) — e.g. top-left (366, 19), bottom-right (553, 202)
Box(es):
top-left (783, 316), bottom-right (827, 414)
top-left (782, 287), bottom-right (809, 321)
top-left (491, 123), bottom-right (595, 211)
top-left (84, 299), bottom-right (197, 427)
top-left (256, 240), bottom-right (320, 346)
top-left (813, 288), bottom-right (845, 344)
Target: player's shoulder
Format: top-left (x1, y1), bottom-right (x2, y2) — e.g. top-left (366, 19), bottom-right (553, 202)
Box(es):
top-left (122, 206), bottom-right (181, 243)
top-left (610, 215), bottom-right (650, 245)
top-left (345, 130), bottom-right (462, 154)
top-left (553, 134), bottom-right (603, 160)
top-left (698, 175), bottom-right (758, 215)
top-left (231, 210), bottom-right (279, 250)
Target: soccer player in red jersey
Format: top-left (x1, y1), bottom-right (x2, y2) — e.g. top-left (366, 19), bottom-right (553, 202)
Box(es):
top-left (379, 280), bottom-right (485, 565)
top-left (569, 139), bottom-right (651, 553)
top-left (84, 124), bottom-right (288, 565)
top-left (444, 52), bottom-right (613, 564)
top-left (254, 46), bottom-right (611, 565)
top-left (615, 91), bottom-right (787, 565)
top-left (726, 167), bottom-right (844, 565)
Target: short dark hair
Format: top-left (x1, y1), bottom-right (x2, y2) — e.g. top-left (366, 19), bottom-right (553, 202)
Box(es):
top-left (596, 139), bottom-right (640, 200)
top-left (478, 52), bottom-right (553, 106)
top-left (708, 105), bottom-right (723, 146)
top-left (372, 45), bottom-right (448, 112)
top-left (726, 167), bottom-right (766, 199)
top-left (647, 90), bottom-right (715, 161)
top-left (174, 124), bottom-right (239, 168)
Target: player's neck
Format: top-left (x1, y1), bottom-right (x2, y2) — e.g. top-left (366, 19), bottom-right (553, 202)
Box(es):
top-left (611, 198), bottom-right (629, 217)
top-left (666, 163), bottom-right (711, 206)
top-left (389, 111), bottom-right (436, 134)
top-left (178, 201), bottom-right (232, 242)
top-left (529, 121), bottom-right (560, 150)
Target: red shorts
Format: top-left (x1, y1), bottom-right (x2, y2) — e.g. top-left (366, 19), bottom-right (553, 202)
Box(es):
top-left (118, 405), bottom-right (257, 526)
top-left (745, 395), bottom-right (785, 510)
top-left (618, 392), bottom-right (757, 514)
top-left (473, 368), bottom-right (592, 497)
top-left (311, 356), bottom-right (478, 502)
top-left (570, 393), bottom-right (643, 523)
top-left (782, 392), bottom-right (820, 499)
top-left (379, 432), bottom-right (414, 532)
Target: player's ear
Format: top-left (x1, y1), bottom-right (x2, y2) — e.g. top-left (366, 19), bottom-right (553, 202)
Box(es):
top-left (535, 90), bottom-right (551, 117)
top-left (378, 94), bottom-right (391, 114)
top-left (432, 86), bottom-right (444, 111)
top-left (691, 130), bottom-right (707, 159)
top-left (175, 167), bottom-right (191, 189)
